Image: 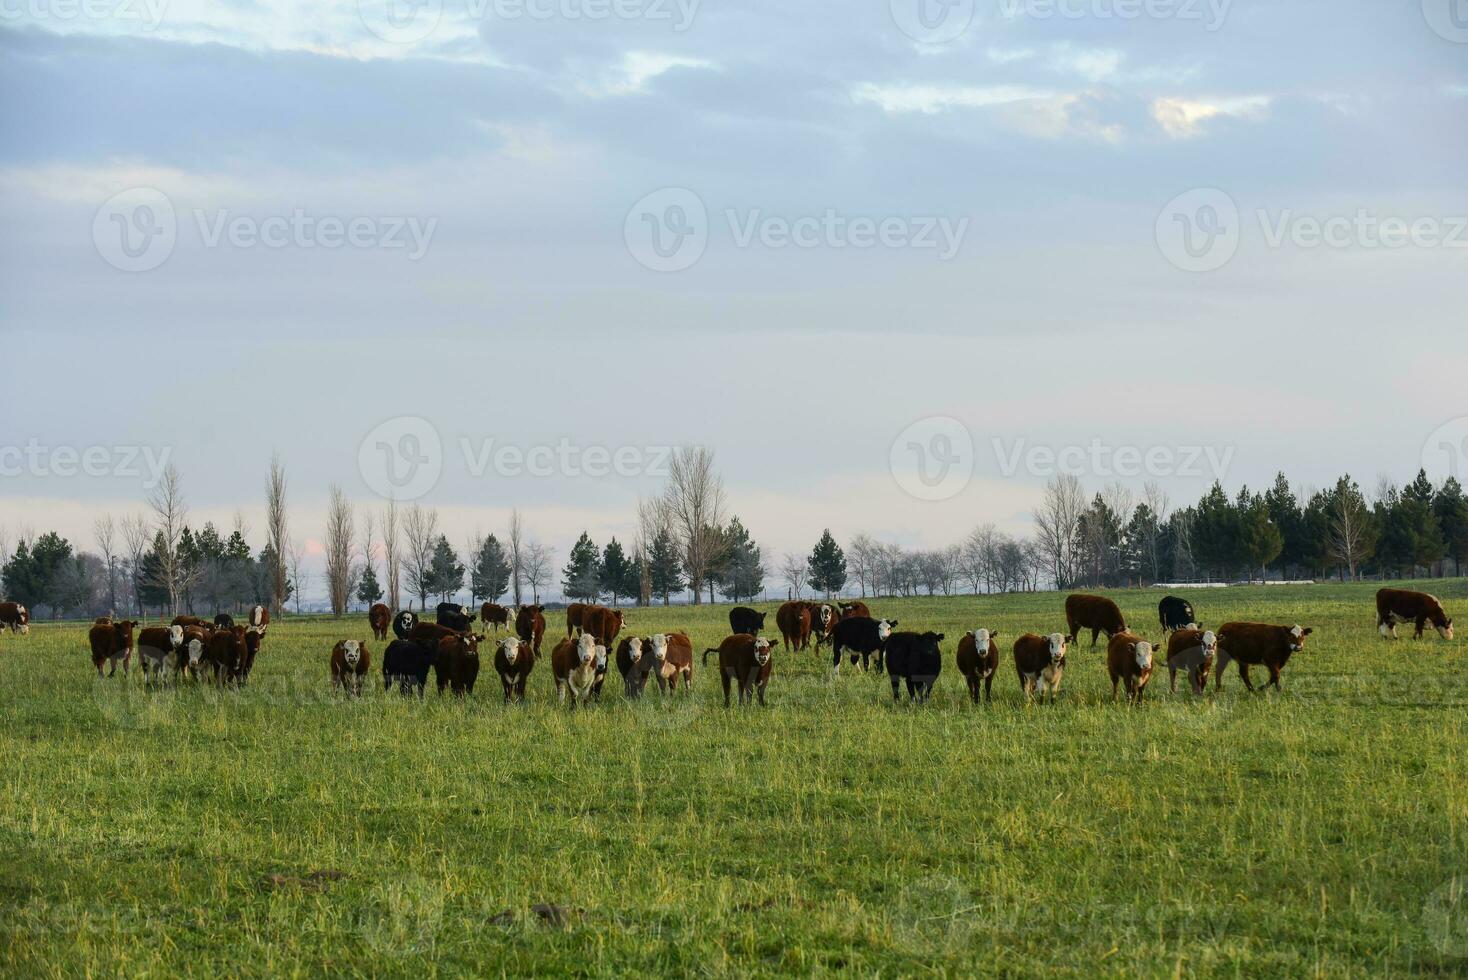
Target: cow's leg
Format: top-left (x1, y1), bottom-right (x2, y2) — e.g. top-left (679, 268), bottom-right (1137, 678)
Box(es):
top-left (1267, 664), bottom-right (1282, 689)
top-left (1414, 616), bottom-right (1427, 640)
top-left (1111, 675), bottom-right (1120, 701)
top-left (1238, 663), bottom-right (1255, 691)
top-left (983, 674), bottom-right (993, 703)
top-left (1090, 628), bottom-right (1100, 648)
top-left (1213, 650), bottom-right (1232, 690)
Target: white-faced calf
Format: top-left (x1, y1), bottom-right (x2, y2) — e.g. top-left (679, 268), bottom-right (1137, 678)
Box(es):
top-left (494, 635), bottom-right (534, 703)
top-left (1215, 622), bottom-right (1312, 691)
top-left (708, 633), bottom-right (775, 706)
top-left (955, 628), bottom-right (1000, 704)
top-left (331, 640), bottom-right (370, 696)
top-left (1164, 627), bottom-right (1216, 694)
top-left (1014, 632), bottom-right (1068, 703)
top-left (1105, 632), bottom-right (1154, 703)
top-left (650, 632), bottom-right (694, 694)
top-left (551, 632), bottom-right (600, 707)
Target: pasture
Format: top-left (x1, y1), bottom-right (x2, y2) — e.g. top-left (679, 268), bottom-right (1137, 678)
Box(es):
top-left (1, 581), bottom-right (1465, 977)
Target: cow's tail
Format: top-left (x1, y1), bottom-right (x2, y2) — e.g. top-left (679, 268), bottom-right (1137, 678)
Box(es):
top-left (702, 647), bottom-right (720, 666)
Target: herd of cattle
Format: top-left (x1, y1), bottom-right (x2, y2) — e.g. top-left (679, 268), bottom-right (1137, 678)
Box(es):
top-left (0, 585), bottom-right (1453, 707)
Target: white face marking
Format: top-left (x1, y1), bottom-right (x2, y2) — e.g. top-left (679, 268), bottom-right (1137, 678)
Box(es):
top-left (187, 639), bottom-right (203, 665)
top-left (1201, 631), bottom-right (1217, 655)
top-left (626, 637), bottom-right (642, 662)
top-left (1440, 624), bottom-right (1455, 640)
top-left (1379, 623), bottom-right (1392, 638)
top-left (342, 640), bottom-right (361, 667)
top-left (1133, 642), bottom-right (1153, 671)
top-left (877, 620), bottom-right (893, 642)
top-left (501, 636), bottom-right (521, 663)
top-left (755, 639), bottom-right (771, 665)
top-left (649, 633), bottom-right (668, 661)
top-left (577, 633), bottom-right (596, 664)
top-left (1047, 633), bottom-right (1067, 660)
top-left (973, 629), bottom-right (991, 650)
top-left (1290, 625), bottom-right (1303, 638)
top-left (168, 625), bottom-right (184, 648)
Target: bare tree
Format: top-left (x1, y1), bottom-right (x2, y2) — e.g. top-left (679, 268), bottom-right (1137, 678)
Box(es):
top-left (1034, 474), bottom-right (1086, 590)
top-left (1329, 479), bottom-right (1374, 580)
top-left (287, 538), bottom-right (308, 614)
top-left (780, 553), bottom-right (807, 599)
top-left (324, 484), bottom-right (356, 617)
top-left (147, 463), bottom-right (192, 615)
top-left (660, 446), bottom-right (726, 605)
top-left (401, 504), bottom-right (439, 611)
top-left (507, 509), bottom-right (525, 607)
top-left (93, 515), bottom-right (119, 615)
top-left (265, 455), bottom-right (290, 617)
top-left (847, 532), bottom-right (877, 598)
top-left (381, 498), bottom-right (401, 611)
top-left (119, 513), bottom-right (151, 617)
top-left (522, 539), bottom-right (554, 604)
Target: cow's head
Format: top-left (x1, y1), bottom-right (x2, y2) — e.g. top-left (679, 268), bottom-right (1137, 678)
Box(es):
top-left (1131, 639), bottom-right (1154, 673)
top-left (753, 636), bottom-right (773, 666)
top-left (624, 636), bottom-right (643, 663)
top-left (1289, 625), bottom-right (1313, 652)
top-left (817, 604), bottom-right (833, 628)
top-left (576, 632), bottom-right (597, 665)
top-left (186, 638), bottom-right (204, 667)
top-left (610, 610), bottom-right (625, 632)
top-left (167, 624), bottom-right (184, 649)
top-left (971, 629), bottom-right (997, 675)
top-left (1047, 633), bottom-right (1068, 663)
top-left (341, 640), bottom-right (362, 668)
top-left (594, 644), bottom-right (609, 670)
top-left (649, 633), bottom-right (669, 662)
top-left (877, 619), bottom-right (896, 642)
top-left (500, 635), bottom-right (522, 664)
top-left (752, 611), bottom-right (767, 628)
top-left (15, 605), bottom-right (29, 634)
top-left (1437, 617), bottom-right (1455, 641)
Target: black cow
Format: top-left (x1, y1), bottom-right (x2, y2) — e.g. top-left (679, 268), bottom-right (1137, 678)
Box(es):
top-left (1158, 595), bottom-right (1198, 633)
top-left (830, 616), bottom-right (897, 673)
top-left (883, 630), bottom-right (944, 703)
top-left (392, 610), bottom-right (420, 641)
top-left (729, 606), bottom-right (766, 636)
top-left (213, 613), bottom-right (235, 630)
top-left (435, 602), bottom-right (473, 632)
top-left (382, 638), bottom-right (437, 697)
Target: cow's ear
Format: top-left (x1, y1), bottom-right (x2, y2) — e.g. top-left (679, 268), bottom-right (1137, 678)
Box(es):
top-left (991, 630), bottom-right (1000, 639)
top-left (935, 633), bottom-right (945, 642)
top-left (1302, 627), bottom-right (1313, 636)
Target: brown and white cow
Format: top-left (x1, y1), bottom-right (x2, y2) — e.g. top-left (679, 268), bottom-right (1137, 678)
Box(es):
top-left (840, 601), bottom-right (871, 620)
top-left (1215, 622), bottom-right (1312, 691)
top-left (1164, 626), bottom-right (1216, 694)
top-left (202, 626), bottom-right (248, 684)
top-left (775, 601), bottom-right (812, 652)
top-left (136, 624), bottom-right (185, 682)
top-left (551, 632), bottom-right (600, 707)
top-left (1065, 593), bottom-right (1127, 648)
top-left (708, 633), bottom-right (775, 707)
top-left (955, 628), bottom-right (1000, 704)
top-left (436, 633), bottom-right (482, 696)
top-left (1014, 632), bottom-right (1068, 703)
top-left (170, 615), bottom-right (209, 628)
top-left (330, 640), bottom-right (371, 696)
top-left (583, 606), bottom-right (625, 647)
top-left (616, 635), bottom-right (654, 699)
top-left (369, 603), bottom-right (391, 641)
top-left (516, 604), bottom-right (547, 655)
top-left (650, 632), bottom-right (694, 693)
top-left (0, 601), bottom-right (30, 635)
top-left (1106, 631), bottom-right (1154, 703)
top-left (493, 634), bottom-right (534, 703)
top-left (1376, 588), bottom-right (1453, 641)
top-left (480, 602), bottom-right (510, 632)
top-left (803, 602), bottom-right (836, 650)
top-left (88, 618), bottom-right (137, 677)
top-left (409, 621), bottom-right (462, 647)
top-left (247, 604), bottom-right (270, 636)
top-left (565, 602), bottom-right (590, 637)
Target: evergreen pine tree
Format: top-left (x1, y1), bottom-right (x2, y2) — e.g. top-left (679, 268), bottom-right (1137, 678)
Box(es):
top-left (647, 528), bottom-right (685, 605)
top-left (470, 534), bottom-right (512, 602)
top-left (600, 538), bottom-right (637, 606)
top-left (561, 532), bottom-right (602, 602)
top-left (427, 535), bottom-right (464, 602)
top-left (356, 563), bottom-right (384, 605)
top-left (806, 530), bottom-right (847, 597)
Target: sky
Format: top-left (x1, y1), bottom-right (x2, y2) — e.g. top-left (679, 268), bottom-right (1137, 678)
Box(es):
top-left (1, 0), bottom-right (1465, 600)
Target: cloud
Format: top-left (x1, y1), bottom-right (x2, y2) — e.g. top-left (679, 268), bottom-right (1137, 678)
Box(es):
top-left (1151, 95), bottom-right (1272, 138)
top-left (576, 50), bottom-right (717, 98)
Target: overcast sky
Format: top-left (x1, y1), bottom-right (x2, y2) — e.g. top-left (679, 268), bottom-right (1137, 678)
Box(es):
top-left (1, 0), bottom-right (1465, 599)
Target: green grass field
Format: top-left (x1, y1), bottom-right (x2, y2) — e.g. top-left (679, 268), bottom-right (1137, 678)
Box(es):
top-left (2, 581), bottom-right (1466, 977)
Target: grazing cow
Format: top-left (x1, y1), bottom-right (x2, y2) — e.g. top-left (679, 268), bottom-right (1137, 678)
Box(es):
top-left (369, 603), bottom-right (390, 641)
top-left (1106, 632), bottom-right (1155, 703)
top-left (804, 602), bottom-right (837, 650)
top-left (212, 613), bottom-right (235, 630)
top-left (884, 631), bottom-right (945, 703)
top-left (1215, 622), bottom-right (1312, 692)
top-left (480, 602), bottom-right (510, 632)
top-left (382, 638), bottom-right (437, 697)
top-left (331, 640), bottom-right (370, 696)
top-left (136, 625), bottom-right (185, 682)
top-left (392, 610), bottom-right (420, 641)
top-left (830, 616), bottom-right (897, 673)
top-left (956, 629), bottom-right (1000, 704)
top-left (493, 635), bottom-right (534, 703)
top-left (0, 601), bottom-right (31, 634)
top-left (583, 606), bottom-right (625, 647)
top-left (1014, 633), bottom-right (1068, 703)
top-left (1376, 588), bottom-right (1454, 640)
top-left (650, 632), bottom-right (694, 693)
top-left (840, 601), bottom-right (871, 620)
top-left (616, 636), bottom-right (654, 698)
top-left (246, 604), bottom-right (270, 636)
top-left (1164, 627), bottom-right (1217, 695)
top-left (516, 604), bottom-right (547, 655)
top-left (1158, 595), bottom-right (1198, 634)
top-left (1065, 594), bottom-right (1127, 648)
top-left (775, 601), bottom-right (812, 652)
top-left (88, 619), bottom-right (137, 677)
top-left (551, 633), bottom-right (601, 707)
top-left (435, 633), bottom-right (482, 696)
top-left (707, 633), bottom-right (774, 707)
top-left (435, 602), bottom-right (473, 633)
top-left (566, 603), bottom-right (590, 637)
top-left (203, 626), bottom-right (248, 684)
top-left (170, 615), bottom-right (209, 628)
top-left (729, 606), bottom-right (766, 636)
